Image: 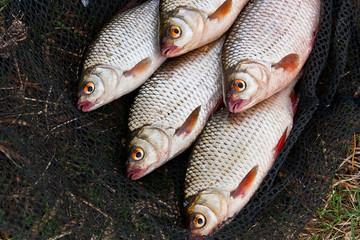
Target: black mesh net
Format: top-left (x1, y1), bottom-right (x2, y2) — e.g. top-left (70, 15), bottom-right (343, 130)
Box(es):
top-left (0, 0), bottom-right (359, 239)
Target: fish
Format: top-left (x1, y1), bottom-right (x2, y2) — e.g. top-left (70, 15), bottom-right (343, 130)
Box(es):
top-left (159, 0), bottom-right (249, 58)
top-left (184, 78), bottom-right (300, 237)
top-left (125, 37), bottom-right (225, 180)
top-left (77, 0), bottom-right (166, 112)
top-left (222, 0), bottom-right (320, 113)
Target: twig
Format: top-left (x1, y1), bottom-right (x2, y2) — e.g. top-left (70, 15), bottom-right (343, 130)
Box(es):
top-left (33, 152), bottom-right (56, 186)
top-left (48, 230), bottom-right (74, 240)
top-left (51, 117), bottom-right (79, 132)
top-left (0, 140), bottom-right (30, 166)
top-left (352, 133), bottom-right (357, 171)
top-left (68, 192), bottom-right (114, 222)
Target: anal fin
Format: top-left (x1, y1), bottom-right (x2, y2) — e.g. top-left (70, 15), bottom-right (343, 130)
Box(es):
top-left (273, 53), bottom-right (299, 72)
top-left (231, 165), bottom-right (258, 199)
top-left (124, 57), bottom-right (152, 78)
top-left (175, 106), bottom-right (201, 137)
top-left (209, 0), bottom-right (232, 21)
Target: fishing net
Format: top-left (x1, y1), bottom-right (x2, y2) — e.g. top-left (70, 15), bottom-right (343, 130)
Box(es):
top-left (0, 0), bottom-right (359, 239)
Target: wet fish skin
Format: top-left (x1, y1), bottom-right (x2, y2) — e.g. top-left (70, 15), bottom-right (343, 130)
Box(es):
top-left (222, 0), bottom-right (320, 113)
top-left (126, 37), bottom-right (225, 180)
top-left (159, 0), bottom-right (249, 57)
top-left (184, 79), bottom-right (299, 236)
top-left (77, 0), bottom-right (166, 112)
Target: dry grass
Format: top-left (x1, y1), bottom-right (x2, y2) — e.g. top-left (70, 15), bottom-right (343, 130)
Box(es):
top-left (299, 133), bottom-right (360, 240)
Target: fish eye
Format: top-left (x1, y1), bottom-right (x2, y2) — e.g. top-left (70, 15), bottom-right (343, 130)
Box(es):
top-left (84, 82), bottom-right (95, 94)
top-left (234, 79), bottom-right (247, 92)
top-left (132, 147), bottom-right (144, 161)
top-left (169, 25), bottom-right (181, 38)
top-left (193, 213), bottom-right (206, 229)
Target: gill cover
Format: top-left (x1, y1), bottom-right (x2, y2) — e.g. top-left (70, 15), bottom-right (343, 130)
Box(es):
top-left (77, 65), bottom-right (122, 112)
top-left (126, 127), bottom-right (171, 180)
top-left (224, 60), bottom-right (271, 113)
top-left (186, 190), bottom-right (230, 236)
top-left (161, 8), bottom-right (206, 57)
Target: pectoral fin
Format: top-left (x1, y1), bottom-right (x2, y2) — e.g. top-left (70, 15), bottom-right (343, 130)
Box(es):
top-left (124, 57), bottom-right (152, 78)
top-left (175, 106), bottom-right (201, 137)
top-left (231, 165), bottom-right (258, 199)
top-left (273, 127), bottom-right (288, 160)
top-left (209, 0), bottom-right (232, 21)
top-left (273, 54), bottom-right (299, 72)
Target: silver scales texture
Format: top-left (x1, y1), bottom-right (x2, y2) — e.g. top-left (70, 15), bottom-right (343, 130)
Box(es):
top-left (83, 0), bottom-right (161, 71)
top-left (160, 0), bottom-right (226, 16)
top-left (184, 87), bottom-right (294, 198)
top-left (222, 0), bottom-right (320, 69)
top-left (128, 38), bottom-right (224, 132)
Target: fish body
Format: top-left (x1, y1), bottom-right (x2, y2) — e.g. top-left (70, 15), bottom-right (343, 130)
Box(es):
top-left (184, 79), bottom-right (299, 236)
top-left (222, 0), bottom-right (320, 113)
top-left (77, 0), bottom-right (166, 112)
top-left (159, 0), bottom-right (249, 57)
top-left (126, 38), bottom-right (225, 180)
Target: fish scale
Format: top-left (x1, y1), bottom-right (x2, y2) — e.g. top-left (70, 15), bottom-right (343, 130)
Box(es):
top-left (160, 0), bottom-right (225, 16)
top-left (83, 0), bottom-right (161, 71)
top-left (128, 38), bottom-right (224, 132)
top-left (184, 84), bottom-right (295, 199)
top-left (223, 0), bottom-right (320, 69)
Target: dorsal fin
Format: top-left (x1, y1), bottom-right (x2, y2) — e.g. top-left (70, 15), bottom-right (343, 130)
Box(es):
top-left (273, 53), bottom-right (299, 72)
top-left (175, 106), bottom-right (201, 137)
top-left (209, 0), bottom-right (232, 21)
top-left (231, 165), bottom-right (258, 199)
top-left (123, 57), bottom-right (152, 78)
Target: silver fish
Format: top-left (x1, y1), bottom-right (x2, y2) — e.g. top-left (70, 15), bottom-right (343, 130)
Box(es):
top-left (77, 0), bottom-right (166, 112)
top-left (222, 0), bottom-right (320, 113)
top-left (125, 37), bottom-right (225, 180)
top-left (184, 78), bottom-right (299, 236)
top-left (159, 0), bottom-right (249, 57)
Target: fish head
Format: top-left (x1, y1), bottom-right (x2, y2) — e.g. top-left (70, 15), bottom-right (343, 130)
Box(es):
top-left (185, 190), bottom-right (230, 237)
top-left (224, 61), bottom-right (271, 113)
top-left (77, 65), bottom-right (123, 112)
top-left (161, 8), bottom-right (205, 57)
top-left (126, 127), bottom-right (171, 180)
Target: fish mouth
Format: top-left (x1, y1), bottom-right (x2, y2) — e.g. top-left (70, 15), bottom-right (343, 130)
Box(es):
top-left (77, 99), bottom-right (95, 112)
top-left (161, 43), bottom-right (184, 58)
top-left (225, 96), bottom-right (251, 113)
top-left (125, 166), bottom-right (147, 180)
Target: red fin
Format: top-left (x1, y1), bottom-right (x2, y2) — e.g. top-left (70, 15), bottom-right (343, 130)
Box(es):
top-left (212, 100), bottom-right (224, 116)
top-left (175, 106), bottom-right (201, 137)
top-left (209, 0), bottom-right (232, 21)
top-left (198, 45), bottom-right (210, 52)
top-left (290, 90), bottom-right (300, 116)
top-left (273, 54), bottom-right (299, 72)
top-left (311, 26), bottom-right (319, 48)
top-left (273, 128), bottom-right (288, 159)
top-left (124, 57), bottom-right (152, 78)
top-left (231, 165), bottom-right (258, 199)
top-left (115, 0), bottom-right (139, 14)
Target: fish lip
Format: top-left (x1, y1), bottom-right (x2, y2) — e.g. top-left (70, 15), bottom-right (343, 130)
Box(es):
top-left (161, 44), bottom-right (184, 57)
top-left (225, 97), bottom-right (250, 113)
top-left (125, 166), bottom-right (147, 180)
top-left (77, 99), bottom-right (95, 112)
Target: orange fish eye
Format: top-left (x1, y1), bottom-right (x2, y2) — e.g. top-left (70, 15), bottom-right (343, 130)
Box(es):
top-left (234, 79), bottom-right (247, 92)
top-left (193, 213), bottom-right (206, 228)
top-left (84, 82), bottom-right (95, 94)
top-left (169, 25), bottom-right (181, 38)
top-left (132, 148), bottom-right (144, 161)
